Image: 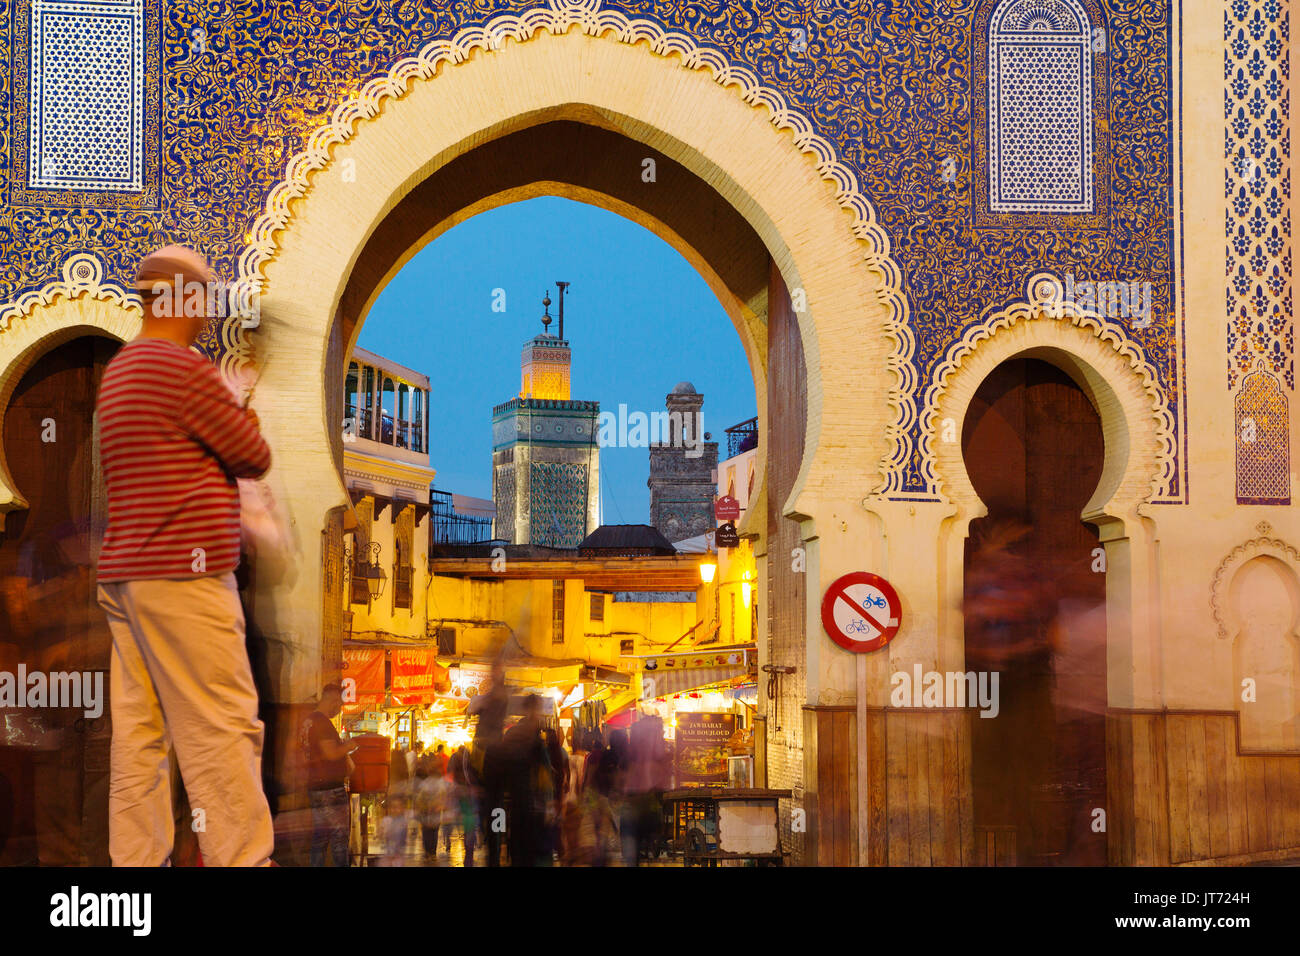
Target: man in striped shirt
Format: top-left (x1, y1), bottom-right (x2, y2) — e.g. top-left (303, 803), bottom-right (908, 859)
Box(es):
top-left (95, 246), bottom-right (275, 866)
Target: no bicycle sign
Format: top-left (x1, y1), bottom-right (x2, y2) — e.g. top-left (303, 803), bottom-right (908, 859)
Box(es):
top-left (820, 571), bottom-right (902, 653)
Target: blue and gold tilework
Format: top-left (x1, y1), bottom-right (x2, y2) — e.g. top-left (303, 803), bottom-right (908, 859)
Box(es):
top-left (0, 0), bottom-right (1181, 498)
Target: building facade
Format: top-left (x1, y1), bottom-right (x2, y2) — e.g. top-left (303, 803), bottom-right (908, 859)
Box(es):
top-left (341, 349), bottom-right (435, 643)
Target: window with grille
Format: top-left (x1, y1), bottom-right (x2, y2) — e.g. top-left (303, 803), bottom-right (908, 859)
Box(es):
top-left (393, 506), bottom-right (414, 610)
top-left (589, 592), bottom-right (605, 622)
top-left (552, 580), bottom-right (565, 644)
top-left (988, 0), bottom-right (1093, 213)
top-left (349, 501), bottom-right (373, 606)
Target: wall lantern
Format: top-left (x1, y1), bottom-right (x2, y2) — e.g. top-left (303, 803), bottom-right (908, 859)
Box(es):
top-left (345, 540), bottom-right (388, 601)
top-left (699, 549), bottom-right (717, 584)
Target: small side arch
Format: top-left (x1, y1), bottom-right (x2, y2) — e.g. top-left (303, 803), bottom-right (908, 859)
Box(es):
top-left (930, 272), bottom-right (1170, 537)
top-left (0, 253), bottom-right (141, 513)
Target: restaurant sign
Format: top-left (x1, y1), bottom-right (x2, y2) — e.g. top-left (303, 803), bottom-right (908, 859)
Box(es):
top-left (675, 712), bottom-right (736, 787)
top-left (341, 647), bottom-right (385, 710)
top-left (390, 649), bottom-right (449, 706)
top-left (642, 648), bottom-right (752, 672)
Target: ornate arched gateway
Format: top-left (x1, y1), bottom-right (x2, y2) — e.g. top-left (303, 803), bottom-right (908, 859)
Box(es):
top-left (0, 0), bottom-right (1296, 867)
top-left (229, 13), bottom-right (908, 865)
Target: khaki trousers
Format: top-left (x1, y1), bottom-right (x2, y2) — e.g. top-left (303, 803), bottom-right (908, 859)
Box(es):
top-left (97, 573), bottom-right (274, 866)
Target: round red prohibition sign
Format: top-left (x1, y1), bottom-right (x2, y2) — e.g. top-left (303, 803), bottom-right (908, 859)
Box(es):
top-left (821, 572), bottom-right (902, 653)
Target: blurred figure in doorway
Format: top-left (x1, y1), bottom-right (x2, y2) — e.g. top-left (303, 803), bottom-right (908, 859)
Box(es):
top-left (302, 683), bottom-right (359, 866)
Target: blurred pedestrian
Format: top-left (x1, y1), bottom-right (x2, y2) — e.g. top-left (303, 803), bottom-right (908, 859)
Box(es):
top-left (95, 245), bottom-right (274, 867)
top-left (414, 759), bottom-right (449, 861)
top-left (623, 714), bottom-right (669, 865)
top-left (430, 743), bottom-right (449, 778)
top-left (448, 745), bottom-right (478, 865)
top-left (542, 725), bottom-right (567, 861)
top-left (301, 683), bottom-right (359, 866)
top-left (468, 659), bottom-right (508, 866)
top-left (378, 792), bottom-right (414, 866)
top-left (499, 695), bottom-right (553, 866)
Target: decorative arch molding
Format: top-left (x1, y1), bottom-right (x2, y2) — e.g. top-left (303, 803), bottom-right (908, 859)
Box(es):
top-left (0, 252), bottom-right (142, 512)
top-left (1212, 521), bottom-right (1300, 641)
top-left (224, 0), bottom-right (916, 499)
top-left (927, 272), bottom-right (1172, 529)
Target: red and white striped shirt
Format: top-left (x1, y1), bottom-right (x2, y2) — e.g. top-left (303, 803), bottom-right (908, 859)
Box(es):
top-left (96, 338), bottom-right (270, 582)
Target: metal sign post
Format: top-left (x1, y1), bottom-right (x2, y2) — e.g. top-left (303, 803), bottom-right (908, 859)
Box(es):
top-left (820, 570), bottom-right (902, 868)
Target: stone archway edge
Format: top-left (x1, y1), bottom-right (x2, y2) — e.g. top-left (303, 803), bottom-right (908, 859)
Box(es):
top-left (228, 0), bottom-right (919, 495)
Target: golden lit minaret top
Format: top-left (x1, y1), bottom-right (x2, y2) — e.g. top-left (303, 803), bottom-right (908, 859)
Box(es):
top-left (520, 284), bottom-right (572, 401)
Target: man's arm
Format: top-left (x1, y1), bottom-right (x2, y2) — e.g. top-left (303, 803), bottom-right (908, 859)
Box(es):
top-left (320, 736), bottom-right (358, 761)
top-left (310, 719), bottom-right (357, 761)
top-left (179, 362), bottom-right (271, 478)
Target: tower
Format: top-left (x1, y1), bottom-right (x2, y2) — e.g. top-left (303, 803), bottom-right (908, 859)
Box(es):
top-left (648, 382), bottom-right (719, 543)
top-left (491, 284), bottom-right (600, 547)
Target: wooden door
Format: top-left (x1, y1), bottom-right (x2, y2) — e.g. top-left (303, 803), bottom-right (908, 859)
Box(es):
top-left (0, 335), bottom-right (119, 865)
top-left (962, 358), bottom-right (1108, 866)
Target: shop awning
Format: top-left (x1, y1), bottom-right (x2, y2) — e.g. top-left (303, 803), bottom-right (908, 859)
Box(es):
top-left (506, 658), bottom-right (582, 689)
top-left (644, 665), bottom-right (749, 698)
top-left (441, 654), bottom-right (585, 693)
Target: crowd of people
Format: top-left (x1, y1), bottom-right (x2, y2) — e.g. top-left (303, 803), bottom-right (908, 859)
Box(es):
top-left (360, 663), bottom-right (671, 867)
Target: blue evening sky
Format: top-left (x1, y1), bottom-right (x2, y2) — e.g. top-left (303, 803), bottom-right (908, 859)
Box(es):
top-left (359, 196), bottom-right (756, 525)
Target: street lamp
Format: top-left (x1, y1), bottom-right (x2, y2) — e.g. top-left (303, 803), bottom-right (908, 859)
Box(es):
top-left (698, 551), bottom-right (717, 584)
top-left (345, 540), bottom-right (388, 602)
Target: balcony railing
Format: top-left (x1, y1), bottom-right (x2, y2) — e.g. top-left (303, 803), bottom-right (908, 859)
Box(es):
top-left (347, 409), bottom-right (424, 454)
top-left (725, 417), bottom-right (758, 458)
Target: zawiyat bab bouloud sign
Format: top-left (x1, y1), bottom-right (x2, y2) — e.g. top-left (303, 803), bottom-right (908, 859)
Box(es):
top-left (821, 571), bottom-right (902, 653)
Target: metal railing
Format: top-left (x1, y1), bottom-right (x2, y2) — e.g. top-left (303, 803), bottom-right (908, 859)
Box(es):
top-left (725, 417), bottom-right (758, 458)
top-left (429, 490), bottom-right (494, 545)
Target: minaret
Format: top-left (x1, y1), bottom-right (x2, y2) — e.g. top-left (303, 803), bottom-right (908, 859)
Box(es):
top-left (648, 382), bottom-right (719, 543)
top-left (491, 283), bottom-right (601, 547)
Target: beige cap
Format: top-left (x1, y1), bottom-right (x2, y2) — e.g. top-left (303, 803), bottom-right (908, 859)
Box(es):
top-left (134, 244), bottom-right (213, 297)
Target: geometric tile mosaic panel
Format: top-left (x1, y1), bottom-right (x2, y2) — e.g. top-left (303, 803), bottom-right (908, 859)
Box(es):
top-left (28, 0), bottom-right (144, 191)
top-left (989, 0), bottom-right (1094, 213)
top-left (530, 461), bottom-right (589, 549)
top-left (1224, 0), bottom-right (1293, 393)
top-left (1235, 362), bottom-right (1291, 504)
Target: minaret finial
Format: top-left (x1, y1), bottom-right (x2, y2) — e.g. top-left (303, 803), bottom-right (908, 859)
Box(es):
top-left (555, 281), bottom-right (570, 341)
top-left (541, 291), bottom-right (552, 333)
